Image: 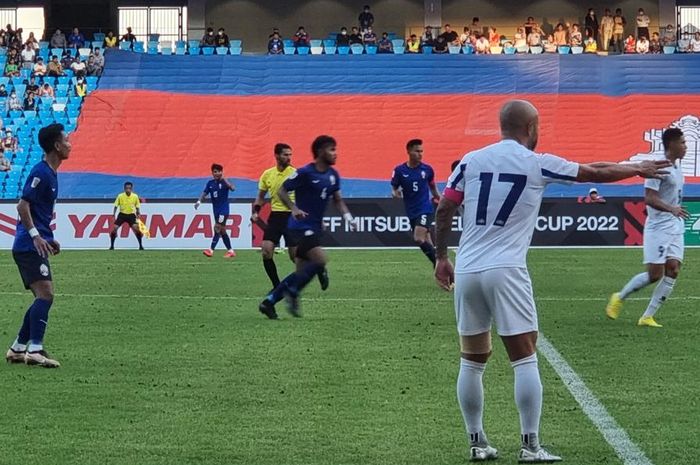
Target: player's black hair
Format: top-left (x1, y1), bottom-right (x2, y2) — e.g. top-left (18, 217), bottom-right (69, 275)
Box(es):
top-left (38, 123), bottom-right (64, 154)
top-left (311, 135), bottom-right (336, 158)
top-left (662, 128), bottom-right (683, 150)
top-left (406, 139), bottom-right (423, 151)
top-left (451, 160), bottom-right (460, 172)
top-left (274, 143), bottom-right (291, 155)
top-left (211, 163), bottom-right (223, 171)
top-left (124, 182), bottom-right (133, 188)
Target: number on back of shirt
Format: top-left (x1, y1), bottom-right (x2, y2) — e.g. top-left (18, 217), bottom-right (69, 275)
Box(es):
top-left (475, 172), bottom-right (527, 227)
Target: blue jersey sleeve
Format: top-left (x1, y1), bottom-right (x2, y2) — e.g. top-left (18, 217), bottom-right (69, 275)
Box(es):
top-left (331, 170), bottom-right (341, 194)
top-left (427, 166), bottom-right (435, 185)
top-left (283, 169), bottom-right (305, 192)
top-left (390, 166), bottom-right (400, 188)
top-left (21, 169), bottom-right (47, 204)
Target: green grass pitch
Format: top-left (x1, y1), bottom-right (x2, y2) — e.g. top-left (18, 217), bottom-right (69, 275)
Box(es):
top-left (0, 248), bottom-right (698, 465)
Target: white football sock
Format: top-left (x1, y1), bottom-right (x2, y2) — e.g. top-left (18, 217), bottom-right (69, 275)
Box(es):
top-left (27, 343), bottom-right (43, 353)
top-left (512, 353), bottom-right (542, 449)
top-left (619, 272), bottom-right (651, 300)
top-left (457, 358), bottom-right (488, 445)
top-left (642, 276), bottom-right (675, 318)
top-left (10, 339), bottom-right (26, 352)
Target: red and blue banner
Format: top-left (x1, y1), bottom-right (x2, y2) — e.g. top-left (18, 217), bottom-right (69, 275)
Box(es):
top-left (63, 51), bottom-right (700, 199)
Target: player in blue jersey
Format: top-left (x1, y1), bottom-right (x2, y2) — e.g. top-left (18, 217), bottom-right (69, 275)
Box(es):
top-left (194, 163), bottom-right (236, 258)
top-left (5, 124), bottom-right (71, 368)
top-left (391, 139), bottom-right (441, 267)
top-left (258, 135), bottom-right (355, 319)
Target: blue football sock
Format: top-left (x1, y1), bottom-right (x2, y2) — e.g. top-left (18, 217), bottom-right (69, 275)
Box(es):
top-left (28, 298), bottom-right (52, 348)
top-left (221, 233), bottom-right (232, 250)
top-left (266, 273), bottom-right (298, 304)
top-left (16, 307), bottom-right (31, 345)
top-left (291, 263), bottom-right (325, 294)
top-left (210, 233), bottom-right (220, 250)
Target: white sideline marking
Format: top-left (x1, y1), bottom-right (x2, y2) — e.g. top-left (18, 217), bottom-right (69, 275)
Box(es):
top-left (538, 335), bottom-right (654, 465)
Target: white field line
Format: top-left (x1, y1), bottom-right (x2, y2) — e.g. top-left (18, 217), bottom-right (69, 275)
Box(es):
top-left (538, 335), bottom-right (654, 465)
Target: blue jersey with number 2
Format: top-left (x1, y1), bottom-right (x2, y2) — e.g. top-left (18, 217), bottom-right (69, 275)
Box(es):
top-left (284, 163), bottom-right (340, 233)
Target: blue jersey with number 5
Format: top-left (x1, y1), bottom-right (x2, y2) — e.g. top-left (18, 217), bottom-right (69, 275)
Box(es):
top-left (391, 162), bottom-right (435, 219)
top-left (443, 139), bottom-right (579, 273)
top-left (284, 163), bottom-right (340, 232)
top-left (204, 179), bottom-right (230, 215)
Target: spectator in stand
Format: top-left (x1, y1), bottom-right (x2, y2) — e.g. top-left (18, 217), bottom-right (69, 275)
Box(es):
top-left (586, 188), bottom-right (606, 203)
top-left (86, 55), bottom-right (99, 76)
top-left (20, 42), bottom-right (35, 68)
top-left (293, 26), bottom-right (309, 47)
top-left (624, 34), bottom-right (636, 53)
top-left (569, 24), bottom-right (582, 46)
top-left (553, 23), bottom-right (567, 46)
top-left (216, 27), bottom-right (230, 47)
top-left (75, 77), bottom-right (87, 97)
top-left (613, 9), bottom-right (626, 53)
top-left (268, 32), bottom-right (283, 54)
top-left (421, 26), bottom-right (434, 46)
top-left (104, 30), bottom-right (118, 48)
top-left (690, 32), bottom-right (700, 53)
top-left (68, 27), bottom-right (85, 49)
top-left (524, 17), bottom-right (537, 36)
top-left (122, 27), bottom-right (136, 46)
top-left (4, 58), bottom-right (20, 77)
top-left (649, 32), bottom-right (662, 53)
top-left (201, 27), bottom-right (216, 46)
top-left (0, 151), bottom-right (11, 172)
top-left (33, 56), bottom-right (47, 76)
top-left (25, 32), bottom-right (39, 50)
top-left (635, 36), bottom-right (649, 54)
top-left (460, 27), bottom-right (471, 45)
top-left (471, 17), bottom-right (481, 34)
top-left (661, 24), bottom-right (676, 46)
top-left (377, 32), bottom-right (393, 53)
top-left (23, 92), bottom-right (36, 111)
top-left (363, 26), bottom-right (377, 45)
top-left (39, 82), bottom-right (55, 98)
top-left (584, 8), bottom-right (599, 44)
top-left (268, 27), bottom-right (281, 39)
top-left (0, 83), bottom-right (7, 97)
top-left (61, 50), bottom-right (74, 69)
top-left (678, 32), bottom-right (691, 52)
top-left (636, 8), bottom-right (650, 40)
top-left (489, 27), bottom-right (501, 47)
top-left (406, 34), bottom-right (420, 53)
top-left (527, 26), bottom-right (542, 47)
top-left (92, 48), bottom-right (104, 73)
top-left (544, 35), bottom-right (557, 52)
top-left (349, 27), bottom-right (363, 45)
top-left (26, 76), bottom-right (39, 97)
top-left (433, 35), bottom-right (448, 53)
top-left (599, 9), bottom-right (614, 51)
top-left (475, 33), bottom-right (490, 54)
top-left (2, 130), bottom-right (18, 152)
top-left (50, 28), bottom-right (67, 49)
top-left (358, 5), bottom-right (374, 32)
top-left (5, 90), bottom-right (22, 112)
top-left (47, 55), bottom-right (64, 77)
top-left (440, 24), bottom-right (460, 45)
top-left (0, 30), bottom-right (6, 48)
top-left (71, 56), bottom-right (87, 78)
top-left (11, 28), bottom-right (23, 49)
top-left (514, 27), bottom-right (527, 49)
top-left (336, 27), bottom-right (350, 46)
top-left (584, 29), bottom-right (598, 53)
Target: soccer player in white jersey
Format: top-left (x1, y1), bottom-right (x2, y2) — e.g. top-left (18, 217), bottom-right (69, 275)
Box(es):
top-left (433, 100), bottom-right (670, 463)
top-left (606, 128), bottom-right (688, 328)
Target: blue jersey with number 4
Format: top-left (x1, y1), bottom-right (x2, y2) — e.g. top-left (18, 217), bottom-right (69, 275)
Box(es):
top-left (13, 161), bottom-right (58, 253)
top-left (391, 162), bottom-right (435, 219)
top-left (204, 179), bottom-right (230, 215)
top-left (284, 163), bottom-right (340, 232)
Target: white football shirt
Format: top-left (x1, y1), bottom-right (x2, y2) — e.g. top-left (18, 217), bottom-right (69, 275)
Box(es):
top-left (444, 139), bottom-right (580, 273)
top-left (644, 155), bottom-right (684, 234)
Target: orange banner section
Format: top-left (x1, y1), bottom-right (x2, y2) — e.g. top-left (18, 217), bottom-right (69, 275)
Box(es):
top-left (66, 90), bottom-right (700, 182)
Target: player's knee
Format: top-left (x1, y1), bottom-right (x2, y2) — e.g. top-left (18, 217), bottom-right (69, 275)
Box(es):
top-left (648, 268), bottom-right (664, 283)
top-left (261, 244), bottom-right (274, 259)
top-left (665, 263), bottom-right (681, 279)
top-left (461, 351), bottom-right (491, 364)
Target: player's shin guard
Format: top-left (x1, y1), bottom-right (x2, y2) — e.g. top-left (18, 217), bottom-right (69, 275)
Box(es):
top-left (263, 258), bottom-right (281, 287)
top-left (419, 241), bottom-right (436, 267)
top-left (210, 233), bottom-right (220, 250)
top-left (512, 354), bottom-right (542, 450)
top-left (458, 358), bottom-right (488, 444)
top-left (619, 272), bottom-right (651, 300)
top-left (221, 233), bottom-right (232, 250)
top-left (642, 276), bottom-right (675, 318)
top-left (27, 298), bottom-right (52, 351)
top-left (13, 308), bottom-right (32, 348)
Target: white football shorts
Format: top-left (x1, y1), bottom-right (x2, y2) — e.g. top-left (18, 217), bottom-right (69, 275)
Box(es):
top-left (455, 267), bottom-right (538, 337)
top-left (643, 230), bottom-right (684, 265)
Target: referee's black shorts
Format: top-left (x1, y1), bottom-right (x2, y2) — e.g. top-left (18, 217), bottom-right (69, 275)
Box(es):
top-left (13, 251), bottom-right (52, 290)
top-left (263, 211), bottom-right (292, 246)
top-left (115, 213), bottom-right (137, 227)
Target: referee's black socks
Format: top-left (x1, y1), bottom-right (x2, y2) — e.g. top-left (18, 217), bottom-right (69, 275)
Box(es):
top-left (263, 258), bottom-right (281, 287)
top-left (419, 241), bottom-right (436, 267)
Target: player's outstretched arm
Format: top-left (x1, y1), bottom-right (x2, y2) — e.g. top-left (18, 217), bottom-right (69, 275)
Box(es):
top-left (645, 188), bottom-right (689, 218)
top-left (333, 191), bottom-right (356, 230)
top-left (434, 196), bottom-right (458, 291)
top-left (576, 160), bottom-right (671, 183)
top-left (194, 191), bottom-right (207, 210)
top-left (17, 199), bottom-right (53, 258)
top-left (224, 178), bottom-right (236, 191)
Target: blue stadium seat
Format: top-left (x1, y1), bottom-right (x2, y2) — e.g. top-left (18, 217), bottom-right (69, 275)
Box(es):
top-left (558, 46), bottom-right (571, 54)
top-left (202, 47), bottom-right (215, 55)
top-left (337, 46), bottom-right (350, 55)
top-left (448, 45), bottom-right (461, 54)
top-left (56, 84), bottom-right (69, 96)
top-left (0, 48), bottom-right (6, 56)
top-left (188, 40), bottom-right (199, 49)
top-left (297, 46), bottom-right (310, 55)
top-left (93, 32), bottom-right (105, 42)
top-left (189, 46), bottom-right (200, 55)
top-left (86, 76), bottom-right (98, 88)
top-left (134, 42), bottom-right (145, 53)
top-left (393, 46), bottom-right (405, 54)
top-left (147, 44), bottom-right (159, 54)
top-left (311, 46), bottom-right (323, 55)
top-left (283, 47), bottom-right (296, 55)
top-left (9, 110), bottom-right (22, 119)
top-left (39, 41), bottom-right (49, 50)
top-left (422, 46), bottom-right (433, 54)
top-left (365, 45), bottom-right (378, 54)
top-left (283, 39), bottom-right (294, 47)
top-left (392, 39), bottom-right (405, 50)
top-left (504, 45), bottom-right (516, 54)
top-left (323, 39), bottom-right (336, 48)
top-left (20, 68), bottom-right (31, 80)
top-left (571, 46), bottom-right (583, 54)
top-left (310, 39), bottom-right (322, 48)
top-left (161, 47), bottom-right (173, 55)
top-left (230, 47), bottom-right (242, 55)
top-left (67, 107), bottom-right (80, 118)
top-left (119, 42), bottom-right (130, 51)
top-left (11, 76), bottom-right (24, 87)
top-left (175, 47), bottom-right (186, 55)
top-left (0, 76), bottom-right (8, 87)
top-left (462, 44), bottom-right (475, 54)
top-left (530, 46), bottom-right (543, 54)
top-left (175, 40), bottom-right (186, 49)
top-left (91, 41), bottom-right (102, 50)
top-left (215, 46), bottom-right (229, 55)
top-left (51, 48), bottom-right (63, 57)
top-left (350, 44), bottom-right (364, 54)
top-left (230, 40), bottom-right (242, 48)
top-left (57, 76), bottom-right (70, 86)
top-left (324, 46), bottom-right (337, 55)
top-left (663, 46), bottom-right (676, 54)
